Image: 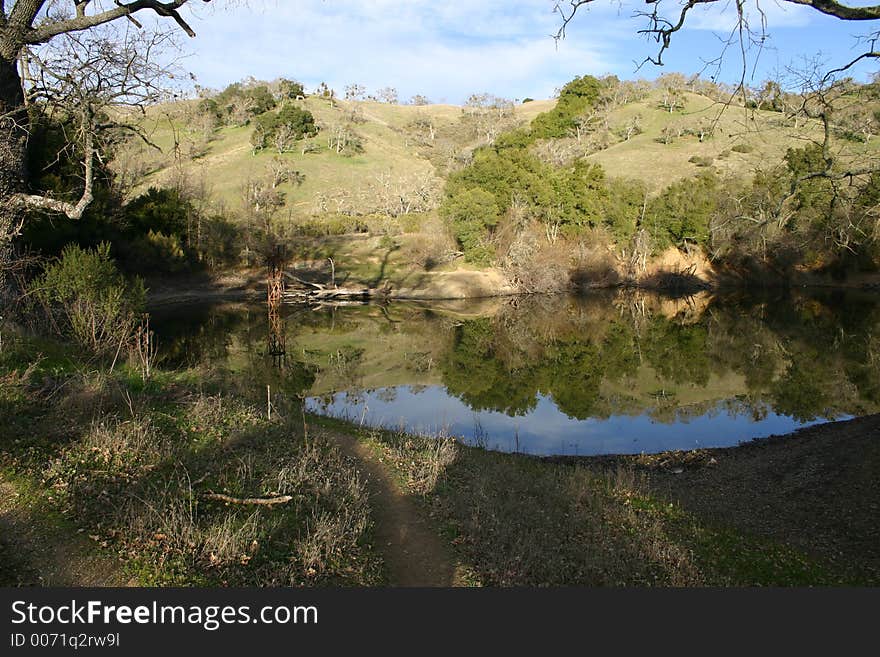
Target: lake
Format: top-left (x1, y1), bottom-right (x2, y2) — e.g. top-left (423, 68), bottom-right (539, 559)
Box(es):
top-left (150, 288), bottom-right (880, 456)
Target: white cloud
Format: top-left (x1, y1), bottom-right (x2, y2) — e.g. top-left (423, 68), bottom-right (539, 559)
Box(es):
top-left (174, 0), bottom-right (610, 101)
top-left (157, 0), bottom-right (860, 97)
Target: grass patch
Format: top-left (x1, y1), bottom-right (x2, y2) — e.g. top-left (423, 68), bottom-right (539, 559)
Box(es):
top-left (0, 335), bottom-right (383, 587)
top-left (313, 414), bottom-right (852, 587)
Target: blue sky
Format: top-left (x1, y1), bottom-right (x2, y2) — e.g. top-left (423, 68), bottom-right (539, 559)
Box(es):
top-left (171, 0), bottom-right (880, 102)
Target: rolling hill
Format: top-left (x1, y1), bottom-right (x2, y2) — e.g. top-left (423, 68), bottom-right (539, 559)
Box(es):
top-left (116, 80), bottom-right (880, 294)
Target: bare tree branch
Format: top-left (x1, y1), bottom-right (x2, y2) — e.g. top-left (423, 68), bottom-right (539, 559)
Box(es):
top-left (555, 0), bottom-right (880, 71)
top-left (20, 0), bottom-right (213, 44)
top-left (786, 0), bottom-right (880, 21)
top-left (10, 25), bottom-right (179, 217)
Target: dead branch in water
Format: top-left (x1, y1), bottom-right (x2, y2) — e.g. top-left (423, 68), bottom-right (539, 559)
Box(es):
top-left (282, 272), bottom-right (390, 303)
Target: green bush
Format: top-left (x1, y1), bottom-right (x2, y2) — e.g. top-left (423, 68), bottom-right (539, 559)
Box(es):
top-left (115, 188), bottom-right (203, 274)
top-left (440, 188), bottom-right (500, 261)
top-left (278, 78), bottom-right (306, 100)
top-left (603, 178), bottom-right (647, 244)
top-left (399, 213), bottom-right (426, 233)
top-left (200, 215), bottom-right (241, 269)
top-left (439, 74), bottom-right (614, 264)
top-left (645, 171), bottom-right (719, 250)
top-left (126, 231), bottom-right (189, 274)
top-left (531, 76), bottom-right (604, 140)
top-left (251, 105), bottom-right (318, 152)
top-left (125, 187), bottom-right (191, 237)
top-left (201, 82), bottom-right (278, 127)
top-left (731, 143), bottom-right (754, 154)
top-left (34, 243), bottom-right (145, 355)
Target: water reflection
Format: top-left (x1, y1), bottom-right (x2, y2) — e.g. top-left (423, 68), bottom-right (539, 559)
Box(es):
top-left (150, 289), bottom-right (880, 456)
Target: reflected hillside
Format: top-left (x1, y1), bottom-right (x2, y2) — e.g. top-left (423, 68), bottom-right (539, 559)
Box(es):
top-left (151, 290), bottom-right (880, 455)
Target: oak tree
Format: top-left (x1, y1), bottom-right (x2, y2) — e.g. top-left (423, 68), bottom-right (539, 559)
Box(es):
top-left (0, 0), bottom-right (213, 264)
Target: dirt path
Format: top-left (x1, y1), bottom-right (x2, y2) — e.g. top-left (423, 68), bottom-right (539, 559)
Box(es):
top-left (0, 480), bottom-right (134, 587)
top-left (326, 432), bottom-right (463, 587)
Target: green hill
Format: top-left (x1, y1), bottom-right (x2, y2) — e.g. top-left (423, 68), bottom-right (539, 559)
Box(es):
top-left (125, 89), bottom-right (847, 209)
top-left (122, 96), bottom-right (553, 213)
top-left (108, 76), bottom-right (880, 293)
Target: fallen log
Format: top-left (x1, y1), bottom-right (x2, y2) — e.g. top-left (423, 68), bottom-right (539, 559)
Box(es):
top-left (281, 272), bottom-right (390, 304)
top-left (203, 493), bottom-right (294, 507)
top-left (283, 272), bottom-right (326, 289)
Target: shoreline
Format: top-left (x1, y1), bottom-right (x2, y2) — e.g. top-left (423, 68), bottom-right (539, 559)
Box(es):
top-left (311, 411), bottom-right (880, 585)
top-left (145, 276), bottom-right (880, 308)
top-left (314, 410), bottom-right (880, 469)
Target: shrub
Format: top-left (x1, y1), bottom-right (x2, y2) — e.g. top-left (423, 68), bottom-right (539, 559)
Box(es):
top-left (126, 231), bottom-right (189, 274)
top-left (403, 230), bottom-right (455, 271)
top-left (200, 81), bottom-right (279, 127)
top-left (531, 76), bottom-right (604, 140)
top-left (277, 78), bottom-right (306, 100)
top-left (124, 187), bottom-right (191, 237)
top-left (440, 188), bottom-right (500, 261)
top-left (645, 171), bottom-right (720, 250)
top-left (34, 243), bottom-right (145, 355)
top-left (731, 143), bottom-right (754, 154)
top-left (251, 106), bottom-right (318, 152)
top-left (689, 155), bottom-right (714, 167)
top-left (200, 215), bottom-right (241, 269)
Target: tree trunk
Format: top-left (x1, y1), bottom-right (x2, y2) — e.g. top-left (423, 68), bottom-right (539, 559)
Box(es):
top-left (0, 51), bottom-right (27, 276)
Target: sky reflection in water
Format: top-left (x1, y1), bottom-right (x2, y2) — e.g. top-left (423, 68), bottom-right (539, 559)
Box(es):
top-left (152, 289), bottom-right (879, 457)
top-left (306, 385), bottom-right (833, 456)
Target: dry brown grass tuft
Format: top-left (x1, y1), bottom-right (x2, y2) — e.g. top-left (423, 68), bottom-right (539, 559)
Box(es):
top-left (366, 428), bottom-right (459, 495)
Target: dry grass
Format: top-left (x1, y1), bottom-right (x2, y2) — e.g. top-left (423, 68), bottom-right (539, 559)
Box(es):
top-left (426, 448), bottom-right (703, 586)
top-left (0, 342), bottom-right (383, 586)
top-left (350, 421), bottom-right (701, 586)
top-left (356, 420), bottom-right (843, 586)
top-left (364, 427), bottom-right (459, 496)
top-left (587, 90), bottom-right (880, 192)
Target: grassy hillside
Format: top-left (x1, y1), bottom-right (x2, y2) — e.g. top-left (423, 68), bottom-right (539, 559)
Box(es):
top-left (126, 87), bottom-right (879, 215)
top-left (588, 90), bottom-right (823, 192)
top-left (123, 96), bottom-right (550, 213)
top-left (107, 77), bottom-right (880, 293)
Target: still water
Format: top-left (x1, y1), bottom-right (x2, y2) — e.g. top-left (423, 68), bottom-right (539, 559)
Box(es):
top-left (150, 289), bottom-right (880, 456)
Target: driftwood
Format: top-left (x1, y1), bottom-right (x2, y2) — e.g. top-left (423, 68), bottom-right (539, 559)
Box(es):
top-left (203, 493), bottom-right (294, 507)
top-left (282, 272), bottom-right (390, 304)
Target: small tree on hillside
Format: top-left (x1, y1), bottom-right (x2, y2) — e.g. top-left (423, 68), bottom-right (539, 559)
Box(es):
top-left (328, 123), bottom-right (365, 156)
top-left (280, 78), bottom-right (306, 99)
top-left (251, 106), bottom-right (319, 154)
top-left (345, 83), bottom-right (367, 101)
top-left (377, 87), bottom-right (399, 104)
top-left (463, 93), bottom-right (516, 145)
top-left (617, 114), bottom-right (643, 141)
top-left (658, 73), bottom-right (686, 113)
top-left (316, 82), bottom-right (337, 107)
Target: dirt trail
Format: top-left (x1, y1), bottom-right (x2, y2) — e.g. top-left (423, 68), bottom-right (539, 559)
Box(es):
top-left (0, 480), bottom-right (134, 587)
top-left (326, 432), bottom-right (463, 587)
